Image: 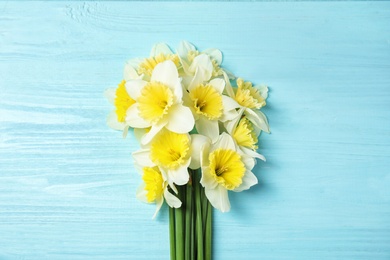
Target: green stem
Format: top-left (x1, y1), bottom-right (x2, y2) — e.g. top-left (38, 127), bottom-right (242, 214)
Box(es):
top-left (185, 180), bottom-right (193, 260)
top-left (195, 171), bottom-right (204, 260)
top-left (205, 199), bottom-right (212, 260)
top-left (175, 186), bottom-right (185, 260)
top-left (169, 206), bottom-right (176, 260)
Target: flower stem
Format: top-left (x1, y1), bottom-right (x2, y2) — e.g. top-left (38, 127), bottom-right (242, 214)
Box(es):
top-left (195, 171), bottom-right (204, 260)
top-left (169, 206), bottom-right (176, 260)
top-left (185, 181), bottom-right (193, 260)
top-left (205, 199), bottom-right (212, 260)
top-left (175, 186), bottom-right (185, 260)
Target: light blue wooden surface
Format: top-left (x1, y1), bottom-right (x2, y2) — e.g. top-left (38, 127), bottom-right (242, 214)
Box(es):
top-left (1, 2), bottom-right (390, 259)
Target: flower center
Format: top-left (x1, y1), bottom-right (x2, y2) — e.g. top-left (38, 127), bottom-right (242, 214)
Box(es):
top-left (114, 80), bottom-right (136, 122)
top-left (233, 117), bottom-right (258, 150)
top-left (234, 78), bottom-right (266, 109)
top-left (138, 53), bottom-right (180, 77)
top-left (137, 82), bottom-right (173, 124)
top-left (142, 166), bottom-right (164, 203)
top-left (208, 149), bottom-right (245, 190)
top-left (150, 130), bottom-right (190, 170)
top-left (189, 84), bottom-right (223, 120)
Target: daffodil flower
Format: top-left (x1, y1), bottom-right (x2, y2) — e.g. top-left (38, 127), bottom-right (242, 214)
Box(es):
top-left (200, 133), bottom-right (258, 212)
top-left (104, 64), bottom-right (142, 137)
top-left (177, 40), bottom-right (233, 79)
top-left (124, 43), bottom-right (180, 82)
top-left (132, 129), bottom-right (209, 186)
top-left (224, 73), bottom-right (270, 133)
top-left (184, 68), bottom-right (240, 142)
top-left (136, 166), bottom-right (182, 219)
top-left (125, 60), bottom-right (195, 144)
top-left (225, 111), bottom-right (266, 161)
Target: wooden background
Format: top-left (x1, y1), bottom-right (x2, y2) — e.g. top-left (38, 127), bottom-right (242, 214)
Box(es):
top-left (1, 2), bottom-right (389, 259)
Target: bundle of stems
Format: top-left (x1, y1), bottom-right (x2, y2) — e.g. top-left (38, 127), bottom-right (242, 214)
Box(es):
top-left (169, 169), bottom-right (212, 260)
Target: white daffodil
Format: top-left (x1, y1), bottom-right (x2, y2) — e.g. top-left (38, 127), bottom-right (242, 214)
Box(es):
top-left (200, 133), bottom-right (257, 212)
top-left (136, 166), bottom-right (182, 219)
top-left (224, 73), bottom-right (270, 133)
top-left (125, 60), bottom-right (195, 144)
top-left (105, 62), bottom-right (144, 137)
top-left (132, 129), bottom-right (209, 186)
top-left (124, 42), bottom-right (180, 82)
top-left (177, 40), bottom-right (233, 79)
top-left (225, 110), bottom-right (266, 161)
top-left (183, 68), bottom-right (240, 142)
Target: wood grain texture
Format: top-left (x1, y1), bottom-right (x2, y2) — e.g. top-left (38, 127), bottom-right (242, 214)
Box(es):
top-left (1, 2), bottom-right (390, 259)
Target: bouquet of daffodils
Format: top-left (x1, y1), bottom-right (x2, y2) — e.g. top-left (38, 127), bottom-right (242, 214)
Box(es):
top-left (105, 41), bottom-right (269, 260)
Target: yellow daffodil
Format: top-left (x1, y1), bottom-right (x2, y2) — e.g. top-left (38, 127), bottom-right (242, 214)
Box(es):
top-left (177, 40), bottom-right (233, 79)
top-left (224, 72), bottom-right (270, 133)
top-left (225, 110), bottom-right (266, 161)
top-left (136, 166), bottom-right (182, 219)
top-left (200, 133), bottom-right (257, 212)
top-left (104, 64), bottom-right (143, 136)
top-left (125, 60), bottom-right (195, 144)
top-left (132, 129), bottom-right (208, 185)
top-left (183, 68), bottom-right (240, 142)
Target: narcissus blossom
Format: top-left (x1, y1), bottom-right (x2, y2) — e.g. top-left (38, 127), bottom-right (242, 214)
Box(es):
top-left (125, 60), bottom-right (195, 144)
top-left (200, 133), bottom-right (258, 212)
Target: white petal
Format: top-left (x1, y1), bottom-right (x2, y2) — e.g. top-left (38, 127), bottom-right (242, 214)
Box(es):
top-left (223, 109), bottom-right (244, 134)
top-left (123, 62), bottom-right (140, 81)
top-left (195, 117), bottom-right (219, 143)
top-left (164, 188), bottom-right (182, 208)
top-left (167, 160), bottom-right (190, 185)
top-left (122, 126), bottom-right (129, 139)
top-left (125, 79), bottom-right (147, 100)
top-left (189, 54), bottom-right (212, 81)
top-left (173, 79), bottom-right (183, 101)
top-left (132, 149), bottom-right (154, 167)
top-left (222, 95), bottom-right (241, 112)
top-left (141, 122), bottom-right (165, 145)
top-left (125, 58), bottom-right (143, 71)
top-left (150, 42), bottom-right (173, 56)
top-left (223, 68), bottom-right (235, 79)
top-left (245, 109), bottom-right (270, 133)
top-left (152, 196), bottom-right (164, 219)
top-left (241, 146), bottom-right (266, 162)
top-left (200, 140), bottom-right (211, 167)
top-left (203, 48), bottom-right (222, 64)
top-left (189, 134), bottom-right (210, 169)
top-left (209, 78), bottom-right (225, 94)
top-left (241, 153), bottom-right (255, 170)
top-left (151, 60), bottom-right (179, 88)
top-left (220, 109), bottom-right (239, 123)
top-left (177, 41), bottom-right (196, 59)
top-left (223, 72), bottom-right (235, 97)
top-left (256, 84), bottom-right (268, 99)
top-left (136, 183), bottom-right (149, 203)
top-left (213, 132), bottom-right (236, 152)
top-left (200, 167), bottom-right (218, 189)
top-left (165, 104), bottom-right (195, 134)
top-left (107, 111), bottom-right (126, 131)
top-left (104, 87), bottom-right (116, 104)
top-left (125, 104), bottom-right (151, 128)
top-left (205, 186), bottom-right (230, 213)
top-left (188, 67), bottom-right (207, 91)
top-left (233, 170), bottom-right (258, 192)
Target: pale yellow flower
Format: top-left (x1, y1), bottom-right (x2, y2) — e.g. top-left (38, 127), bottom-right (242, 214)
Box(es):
top-left (136, 166), bottom-right (181, 219)
top-left (132, 129), bottom-right (208, 186)
top-left (224, 73), bottom-right (270, 133)
top-left (125, 60), bottom-right (195, 144)
top-left (200, 133), bottom-right (257, 212)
